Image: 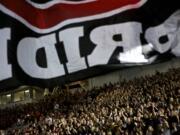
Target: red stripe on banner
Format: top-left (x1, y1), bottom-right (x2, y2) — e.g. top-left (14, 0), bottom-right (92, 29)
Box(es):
top-left (1, 0), bottom-right (140, 29)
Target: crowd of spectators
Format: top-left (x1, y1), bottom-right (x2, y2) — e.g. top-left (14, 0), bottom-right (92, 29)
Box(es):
top-left (0, 68), bottom-right (180, 135)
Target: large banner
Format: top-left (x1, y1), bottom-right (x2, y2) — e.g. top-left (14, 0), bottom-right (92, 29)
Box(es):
top-left (0, 0), bottom-right (179, 89)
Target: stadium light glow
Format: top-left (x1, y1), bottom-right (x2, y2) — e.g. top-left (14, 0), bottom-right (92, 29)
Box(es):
top-left (25, 90), bottom-right (29, 93)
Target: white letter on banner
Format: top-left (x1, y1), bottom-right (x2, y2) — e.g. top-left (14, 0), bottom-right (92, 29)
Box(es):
top-left (89, 22), bottom-right (146, 66)
top-left (17, 34), bottom-right (65, 79)
top-left (0, 28), bottom-right (12, 81)
top-left (145, 11), bottom-right (180, 54)
top-left (59, 27), bottom-right (86, 73)
top-left (172, 28), bottom-right (180, 56)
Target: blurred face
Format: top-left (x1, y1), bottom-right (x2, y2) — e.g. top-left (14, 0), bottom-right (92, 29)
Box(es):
top-left (148, 126), bottom-right (154, 132)
top-left (101, 119), bottom-right (105, 124)
top-left (107, 131), bottom-right (112, 135)
top-left (101, 131), bottom-right (106, 135)
top-left (170, 104), bottom-right (173, 110)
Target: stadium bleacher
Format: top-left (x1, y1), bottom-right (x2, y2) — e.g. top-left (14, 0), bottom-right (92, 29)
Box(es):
top-left (0, 68), bottom-right (179, 135)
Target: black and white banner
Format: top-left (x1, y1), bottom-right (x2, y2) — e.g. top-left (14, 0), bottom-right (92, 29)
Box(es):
top-left (0, 0), bottom-right (179, 89)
